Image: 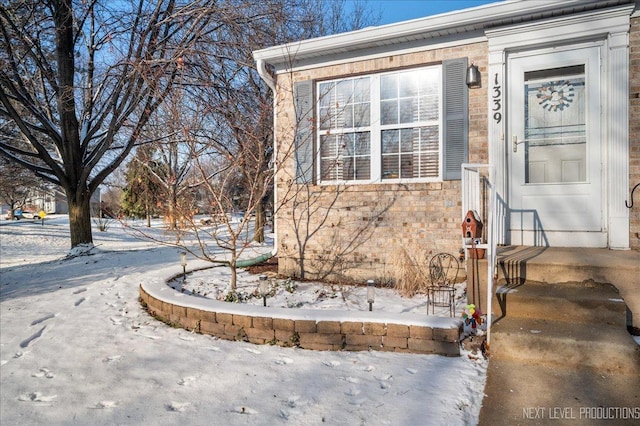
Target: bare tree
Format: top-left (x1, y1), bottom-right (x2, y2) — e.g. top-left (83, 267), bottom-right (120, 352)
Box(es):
top-left (136, 98), bottom-right (196, 230)
top-left (98, 185), bottom-right (122, 219)
top-left (93, 0), bottom-right (379, 294)
top-left (0, 158), bottom-right (41, 219)
top-left (0, 0), bottom-right (215, 249)
top-left (179, 0), bottom-right (381, 289)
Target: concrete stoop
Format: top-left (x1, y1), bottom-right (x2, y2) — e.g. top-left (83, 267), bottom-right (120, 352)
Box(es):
top-left (490, 317), bottom-right (640, 376)
top-left (479, 268), bottom-right (640, 425)
top-left (494, 280), bottom-right (628, 327)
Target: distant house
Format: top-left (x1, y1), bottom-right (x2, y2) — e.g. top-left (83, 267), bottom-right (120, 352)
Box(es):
top-left (253, 0), bottom-right (639, 281)
top-left (24, 187), bottom-right (101, 216)
top-left (23, 187), bottom-right (68, 214)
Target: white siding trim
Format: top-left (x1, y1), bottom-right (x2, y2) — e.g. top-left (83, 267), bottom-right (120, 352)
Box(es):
top-left (608, 30), bottom-right (630, 249)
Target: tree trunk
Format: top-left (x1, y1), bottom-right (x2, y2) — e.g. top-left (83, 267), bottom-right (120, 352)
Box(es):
top-left (229, 250), bottom-right (237, 291)
top-left (146, 200), bottom-right (151, 228)
top-left (168, 192), bottom-right (178, 229)
top-left (67, 190), bottom-right (93, 248)
top-left (253, 201), bottom-right (265, 243)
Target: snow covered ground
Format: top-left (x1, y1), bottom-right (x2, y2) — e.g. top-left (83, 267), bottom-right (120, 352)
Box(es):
top-left (0, 216), bottom-right (487, 425)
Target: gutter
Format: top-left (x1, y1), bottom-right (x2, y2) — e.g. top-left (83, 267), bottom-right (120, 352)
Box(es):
top-left (256, 59), bottom-right (278, 260)
top-left (253, 0), bottom-right (634, 67)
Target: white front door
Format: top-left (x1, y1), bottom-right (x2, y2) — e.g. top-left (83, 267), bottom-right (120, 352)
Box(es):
top-left (508, 46), bottom-right (606, 247)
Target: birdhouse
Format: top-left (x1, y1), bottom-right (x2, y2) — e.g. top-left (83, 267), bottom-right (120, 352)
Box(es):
top-left (462, 210), bottom-right (483, 239)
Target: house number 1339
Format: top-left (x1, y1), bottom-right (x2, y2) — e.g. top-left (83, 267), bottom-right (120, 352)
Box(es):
top-left (492, 73), bottom-right (502, 124)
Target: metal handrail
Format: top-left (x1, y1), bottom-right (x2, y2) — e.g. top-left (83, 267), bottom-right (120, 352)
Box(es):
top-left (461, 163), bottom-right (497, 348)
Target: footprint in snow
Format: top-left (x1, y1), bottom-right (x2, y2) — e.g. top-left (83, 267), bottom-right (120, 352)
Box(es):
top-left (284, 395), bottom-right (300, 408)
top-left (178, 376), bottom-right (196, 386)
top-left (92, 401), bottom-right (117, 409)
top-left (178, 335), bottom-right (195, 342)
top-left (20, 326), bottom-right (46, 348)
top-left (1, 360), bottom-right (8, 366)
top-left (18, 392), bottom-right (57, 403)
top-left (30, 313), bottom-right (55, 326)
top-left (279, 408), bottom-right (290, 419)
top-left (273, 357), bottom-right (294, 365)
top-left (322, 360), bottom-right (340, 367)
top-left (166, 401), bottom-right (190, 412)
top-left (375, 374), bottom-right (393, 389)
top-left (345, 388), bottom-right (361, 396)
top-left (138, 333), bottom-right (160, 340)
top-left (198, 346), bottom-right (221, 352)
top-left (74, 297), bottom-right (86, 306)
top-left (340, 376), bottom-right (360, 384)
top-left (109, 317), bottom-right (122, 325)
top-left (32, 368), bottom-right (54, 379)
top-left (349, 398), bottom-right (368, 406)
top-left (73, 288), bottom-right (87, 294)
top-left (103, 355), bottom-right (122, 363)
top-left (233, 406), bottom-right (258, 415)
top-left (405, 368), bottom-right (418, 374)
top-left (363, 365), bottom-right (375, 372)
top-left (244, 347), bottom-right (261, 355)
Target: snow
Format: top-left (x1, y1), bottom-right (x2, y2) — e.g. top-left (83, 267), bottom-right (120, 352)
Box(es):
top-left (1, 215), bottom-right (487, 425)
top-left (168, 268), bottom-right (467, 328)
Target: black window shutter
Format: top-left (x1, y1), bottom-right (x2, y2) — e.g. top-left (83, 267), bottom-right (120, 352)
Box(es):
top-left (293, 80), bottom-right (314, 184)
top-left (442, 58), bottom-right (469, 180)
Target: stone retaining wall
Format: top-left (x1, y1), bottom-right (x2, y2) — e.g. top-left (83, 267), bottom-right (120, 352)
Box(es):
top-left (139, 282), bottom-right (462, 356)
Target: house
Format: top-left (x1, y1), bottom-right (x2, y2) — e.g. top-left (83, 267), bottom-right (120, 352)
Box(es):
top-left (253, 0), bottom-right (640, 282)
top-left (22, 186), bottom-right (101, 216)
top-left (25, 187), bottom-right (69, 214)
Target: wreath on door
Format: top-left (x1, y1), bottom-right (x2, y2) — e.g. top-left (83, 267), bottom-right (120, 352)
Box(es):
top-left (536, 80), bottom-right (574, 112)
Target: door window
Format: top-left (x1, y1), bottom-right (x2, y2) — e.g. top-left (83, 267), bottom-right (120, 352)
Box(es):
top-left (523, 65), bottom-right (586, 183)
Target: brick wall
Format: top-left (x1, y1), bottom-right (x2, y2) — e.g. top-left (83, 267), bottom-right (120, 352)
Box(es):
top-left (139, 284), bottom-right (462, 356)
top-left (274, 42), bottom-right (489, 282)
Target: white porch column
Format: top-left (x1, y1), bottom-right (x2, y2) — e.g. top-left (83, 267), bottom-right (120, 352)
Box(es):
top-left (487, 48), bottom-right (506, 245)
top-left (608, 30), bottom-right (630, 249)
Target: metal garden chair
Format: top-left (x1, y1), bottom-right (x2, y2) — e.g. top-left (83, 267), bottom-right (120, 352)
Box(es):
top-left (427, 253), bottom-right (459, 317)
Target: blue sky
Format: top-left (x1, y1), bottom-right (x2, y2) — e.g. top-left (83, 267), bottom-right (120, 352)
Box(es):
top-left (366, 0), bottom-right (503, 25)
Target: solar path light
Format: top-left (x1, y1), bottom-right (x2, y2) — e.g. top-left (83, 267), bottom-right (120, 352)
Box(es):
top-left (259, 275), bottom-right (269, 307)
top-left (180, 252), bottom-right (187, 280)
top-left (367, 279), bottom-right (375, 311)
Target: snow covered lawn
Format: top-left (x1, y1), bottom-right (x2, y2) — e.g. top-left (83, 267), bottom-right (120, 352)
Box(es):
top-left (0, 216), bottom-right (487, 425)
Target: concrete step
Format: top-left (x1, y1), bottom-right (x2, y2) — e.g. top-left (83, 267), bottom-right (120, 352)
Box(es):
top-left (490, 317), bottom-right (640, 376)
top-left (494, 280), bottom-right (627, 327)
top-left (494, 246), bottom-right (639, 287)
top-left (469, 246), bottom-right (640, 329)
top-left (478, 247), bottom-right (640, 426)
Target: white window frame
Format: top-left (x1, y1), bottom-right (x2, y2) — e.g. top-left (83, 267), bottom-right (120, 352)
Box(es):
top-left (316, 65), bottom-right (443, 185)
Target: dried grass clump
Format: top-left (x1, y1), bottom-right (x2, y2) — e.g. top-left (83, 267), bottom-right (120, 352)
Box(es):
top-left (390, 248), bottom-right (431, 297)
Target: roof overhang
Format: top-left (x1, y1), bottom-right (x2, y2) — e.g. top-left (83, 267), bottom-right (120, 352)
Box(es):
top-left (253, 0), bottom-right (635, 72)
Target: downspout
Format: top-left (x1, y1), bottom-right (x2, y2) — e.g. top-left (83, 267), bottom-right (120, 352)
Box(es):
top-left (256, 59), bottom-right (278, 260)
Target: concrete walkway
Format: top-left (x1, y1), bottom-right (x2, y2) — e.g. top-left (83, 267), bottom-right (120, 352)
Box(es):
top-left (477, 247), bottom-right (640, 425)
